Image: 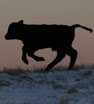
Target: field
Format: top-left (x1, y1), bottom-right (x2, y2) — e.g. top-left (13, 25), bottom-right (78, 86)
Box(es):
top-left (0, 66), bottom-right (94, 104)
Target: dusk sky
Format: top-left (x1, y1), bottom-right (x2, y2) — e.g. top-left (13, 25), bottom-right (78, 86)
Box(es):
top-left (0, 0), bottom-right (94, 69)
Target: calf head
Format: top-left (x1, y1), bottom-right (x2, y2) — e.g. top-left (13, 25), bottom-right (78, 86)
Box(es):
top-left (5, 20), bottom-right (23, 40)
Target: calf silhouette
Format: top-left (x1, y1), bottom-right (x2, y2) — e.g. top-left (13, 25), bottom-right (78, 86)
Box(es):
top-left (5, 20), bottom-right (93, 70)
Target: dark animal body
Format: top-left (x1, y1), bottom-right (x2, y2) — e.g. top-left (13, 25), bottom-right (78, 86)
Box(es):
top-left (5, 20), bottom-right (93, 70)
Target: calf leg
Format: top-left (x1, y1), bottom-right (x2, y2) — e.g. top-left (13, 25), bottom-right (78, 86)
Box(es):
top-left (46, 50), bottom-right (66, 71)
top-left (22, 45), bottom-right (45, 65)
top-left (67, 47), bottom-right (78, 69)
top-left (27, 47), bottom-right (45, 62)
top-left (28, 52), bottom-right (45, 62)
top-left (22, 45), bottom-right (29, 65)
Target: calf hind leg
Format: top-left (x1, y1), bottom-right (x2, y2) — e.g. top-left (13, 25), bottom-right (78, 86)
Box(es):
top-left (46, 50), bottom-right (66, 71)
top-left (67, 47), bottom-right (78, 69)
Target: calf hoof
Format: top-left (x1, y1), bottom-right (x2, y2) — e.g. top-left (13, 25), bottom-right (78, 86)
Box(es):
top-left (67, 66), bottom-right (73, 70)
top-left (45, 67), bottom-right (51, 71)
top-left (90, 29), bottom-right (93, 33)
top-left (36, 57), bottom-right (45, 61)
top-left (22, 58), bottom-right (29, 65)
top-left (67, 68), bottom-right (72, 70)
top-left (24, 60), bottom-right (29, 65)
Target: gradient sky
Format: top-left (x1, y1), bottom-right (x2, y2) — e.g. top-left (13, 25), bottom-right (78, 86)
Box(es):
top-left (0, 0), bottom-right (94, 69)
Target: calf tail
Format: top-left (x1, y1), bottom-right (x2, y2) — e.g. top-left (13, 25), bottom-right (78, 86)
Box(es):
top-left (71, 24), bottom-right (93, 33)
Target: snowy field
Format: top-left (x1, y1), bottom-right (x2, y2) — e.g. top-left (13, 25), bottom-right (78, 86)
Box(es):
top-left (0, 67), bottom-right (94, 104)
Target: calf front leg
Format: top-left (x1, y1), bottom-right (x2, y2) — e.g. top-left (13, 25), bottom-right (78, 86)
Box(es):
top-left (22, 45), bottom-right (29, 65)
top-left (27, 50), bottom-right (45, 62)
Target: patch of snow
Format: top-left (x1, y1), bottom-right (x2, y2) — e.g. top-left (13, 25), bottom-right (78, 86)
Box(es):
top-left (0, 68), bottom-right (94, 104)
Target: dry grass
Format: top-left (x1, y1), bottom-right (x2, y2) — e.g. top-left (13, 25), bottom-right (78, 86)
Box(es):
top-left (0, 64), bottom-right (94, 74)
top-left (1, 67), bottom-right (31, 74)
top-left (73, 64), bottom-right (86, 70)
top-left (53, 65), bottom-right (67, 71)
top-left (89, 64), bottom-right (94, 69)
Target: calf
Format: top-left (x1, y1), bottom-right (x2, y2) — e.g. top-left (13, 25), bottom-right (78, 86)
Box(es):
top-left (5, 20), bottom-right (92, 70)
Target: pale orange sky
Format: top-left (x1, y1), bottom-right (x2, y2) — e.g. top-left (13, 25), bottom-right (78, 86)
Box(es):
top-left (0, 0), bottom-right (94, 69)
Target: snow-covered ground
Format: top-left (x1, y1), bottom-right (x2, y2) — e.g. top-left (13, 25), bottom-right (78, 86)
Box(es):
top-left (0, 68), bottom-right (94, 104)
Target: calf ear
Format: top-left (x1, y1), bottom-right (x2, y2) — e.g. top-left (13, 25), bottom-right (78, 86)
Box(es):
top-left (18, 20), bottom-right (23, 24)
